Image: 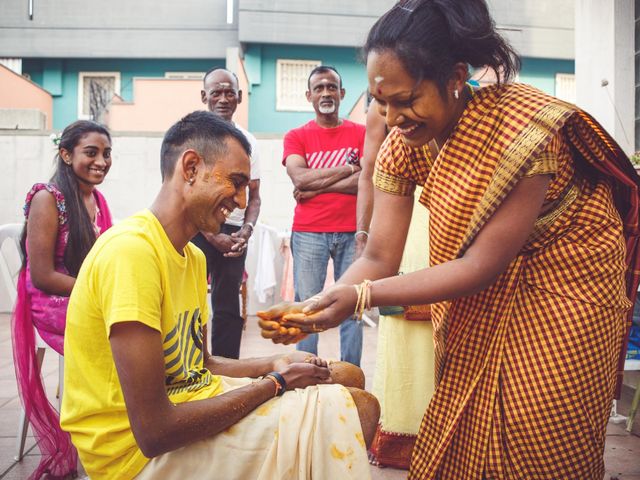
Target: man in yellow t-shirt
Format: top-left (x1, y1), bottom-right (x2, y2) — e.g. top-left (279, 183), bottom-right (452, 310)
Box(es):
top-left (60, 111), bottom-right (379, 480)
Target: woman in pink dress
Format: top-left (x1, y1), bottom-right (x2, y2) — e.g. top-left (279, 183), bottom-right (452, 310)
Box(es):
top-left (12, 120), bottom-right (114, 479)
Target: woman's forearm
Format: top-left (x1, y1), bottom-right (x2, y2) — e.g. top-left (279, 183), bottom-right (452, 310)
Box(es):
top-left (30, 270), bottom-right (75, 297)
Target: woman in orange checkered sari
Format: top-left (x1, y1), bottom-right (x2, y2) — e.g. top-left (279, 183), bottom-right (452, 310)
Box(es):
top-left (259, 1), bottom-right (640, 478)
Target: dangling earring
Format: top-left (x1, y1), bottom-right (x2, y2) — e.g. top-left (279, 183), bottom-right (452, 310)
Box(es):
top-left (453, 89), bottom-right (459, 100)
top-left (188, 178), bottom-right (195, 185)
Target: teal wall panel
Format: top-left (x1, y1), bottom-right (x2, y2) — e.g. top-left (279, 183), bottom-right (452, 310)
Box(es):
top-left (519, 58), bottom-right (575, 95)
top-left (42, 59), bottom-right (63, 96)
top-left (20, 54), bottom-right (575, 133)
top-left (244, 45), bottom-right (262, 92)
top-left (23, 58), bottom-right (223, 130)
top-left (245, 46), bottom-right (575, 134)
top-left (246, 44), bottom-right (368, 134)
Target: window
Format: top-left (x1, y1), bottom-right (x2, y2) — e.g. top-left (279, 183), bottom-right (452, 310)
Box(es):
top-left (78, 72), bottom-right (121, 123)
top-left (0, 58), bottom-right (22, 74)
top-left (276, 59), bottom-right (321, 112)
top-left (555, 73), bottom-right (576, 104)
top-left (165, 72), bottom-right (205, 80)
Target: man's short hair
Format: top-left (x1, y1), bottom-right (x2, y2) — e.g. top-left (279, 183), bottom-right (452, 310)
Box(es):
top-left (160, 111), bottom-right (251, 181)
top-left (307, 65), bottom-right (342, 90)
top-left (203, 67), bottom-right (240, 88)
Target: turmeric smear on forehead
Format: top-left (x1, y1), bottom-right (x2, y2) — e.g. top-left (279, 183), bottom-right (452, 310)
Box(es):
top-left (213, 171), bottom-right (233, 187)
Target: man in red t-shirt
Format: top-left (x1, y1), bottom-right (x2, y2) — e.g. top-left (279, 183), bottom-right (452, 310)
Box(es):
top-left (282, 66), bottom-right (366, 366)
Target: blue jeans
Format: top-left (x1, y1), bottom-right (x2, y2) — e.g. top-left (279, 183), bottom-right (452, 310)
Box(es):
top-left (290, 231), bottom-right (363, 366)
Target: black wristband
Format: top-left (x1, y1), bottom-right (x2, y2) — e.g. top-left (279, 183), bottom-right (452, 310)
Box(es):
top-left (266, 371), bottom-right (287, 396)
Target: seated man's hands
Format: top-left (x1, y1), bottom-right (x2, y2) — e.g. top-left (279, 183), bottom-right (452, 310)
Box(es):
top-left (272, 351), bottom-right (328, 370)
top-left (276, 361), bottom-right (332, 391)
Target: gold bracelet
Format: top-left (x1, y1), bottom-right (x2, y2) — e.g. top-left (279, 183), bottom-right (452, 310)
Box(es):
top-left (353, 279), bottom-right (372, 320)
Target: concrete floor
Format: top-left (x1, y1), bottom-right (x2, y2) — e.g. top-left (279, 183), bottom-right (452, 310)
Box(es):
top-left (0, 312), bottom-right (638, 479)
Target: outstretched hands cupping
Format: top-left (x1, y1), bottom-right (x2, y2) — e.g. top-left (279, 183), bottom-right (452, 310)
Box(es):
top-left (256, 285), bottom-right (359, 345)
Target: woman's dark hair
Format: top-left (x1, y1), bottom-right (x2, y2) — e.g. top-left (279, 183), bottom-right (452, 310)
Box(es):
top-left (21, 120), bottom-right (112, 276)
top-left (363, 0), bottom-right (521, 96)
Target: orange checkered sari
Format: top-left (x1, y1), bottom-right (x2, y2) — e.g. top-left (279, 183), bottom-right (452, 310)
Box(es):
top-left (374, 83), bottom-right (640, 479)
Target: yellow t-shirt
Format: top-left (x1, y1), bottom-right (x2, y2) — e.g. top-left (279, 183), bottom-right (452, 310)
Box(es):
top-left (61, 209), bottom-right (223, 480)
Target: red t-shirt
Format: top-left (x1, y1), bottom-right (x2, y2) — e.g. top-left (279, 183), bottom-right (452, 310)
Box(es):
top-left (283, 120), bottom-right (366, 232)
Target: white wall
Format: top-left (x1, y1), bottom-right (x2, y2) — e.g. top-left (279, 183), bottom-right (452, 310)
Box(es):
top-left (575, 0), bottom-right (635, 154)
top-left (0, 131), bottom-right (298, 312)
top-left (488, 0), bottom-right (574, 60)
top-left (0, 131), bottom-right (295, 226)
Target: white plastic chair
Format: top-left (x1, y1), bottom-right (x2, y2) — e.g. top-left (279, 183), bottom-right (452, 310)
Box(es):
top-left (0, 223), bottom-right (64, 461)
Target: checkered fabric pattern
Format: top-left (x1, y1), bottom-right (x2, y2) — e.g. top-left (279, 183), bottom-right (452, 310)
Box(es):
top-left (373, 83), bottom-right (638, 479)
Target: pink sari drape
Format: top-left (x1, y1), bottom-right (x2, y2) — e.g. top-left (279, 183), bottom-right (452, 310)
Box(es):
top-left (11, 185), bottom-right (112, 479)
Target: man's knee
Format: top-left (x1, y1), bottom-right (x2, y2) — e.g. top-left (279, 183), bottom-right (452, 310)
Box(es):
top-left (347, 387), bottom-right (380, 449)
top-left (329, 361), bottom-right (365, 389)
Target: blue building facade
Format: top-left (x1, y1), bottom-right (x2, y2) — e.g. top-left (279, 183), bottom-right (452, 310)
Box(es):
top-left (22, 59), bottom-right (223, 130)
top-left (243, 44), bottom-right (575, 134)
top-left (18, 52), bottom-right (575, 134)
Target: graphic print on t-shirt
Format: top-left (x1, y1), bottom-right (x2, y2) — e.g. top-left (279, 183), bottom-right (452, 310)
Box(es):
top-left (163, 307), bottom-right (212, 395)
top-left (307, 148), bottom-right (360, 169)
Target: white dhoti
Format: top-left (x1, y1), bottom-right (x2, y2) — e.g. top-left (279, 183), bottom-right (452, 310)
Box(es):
top-left (135, 377), bottom-right (371, 480)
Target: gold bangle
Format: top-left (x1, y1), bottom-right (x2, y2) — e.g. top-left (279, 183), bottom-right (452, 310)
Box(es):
top-left (353, 279), bottom-right (372, 320)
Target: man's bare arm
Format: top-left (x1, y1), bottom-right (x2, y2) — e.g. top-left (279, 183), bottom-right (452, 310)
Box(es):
top-left (110, 322), bottom-right (330, 458)
top-left (293, 172), bottom-right (361, 202)
top-left (356, 101), bottom-right (388, 257)
top-left (242, 179), bottom-right (261, 227)
top-left (285, 154), bottom-right (355, 192)
top-left (201, 323), bottom-right (281, 377)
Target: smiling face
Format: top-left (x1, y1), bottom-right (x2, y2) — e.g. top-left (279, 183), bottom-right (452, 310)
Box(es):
top-left (306, 70), bottom-right (345, 117)
top-left (201, 70), bottom-right (242, 122)
top-left (188, 136), bottom-right (251, 234)
top-left (367, 49), bottom-right (465, 148)
top-left (60, 131), bottom-right (112, 185)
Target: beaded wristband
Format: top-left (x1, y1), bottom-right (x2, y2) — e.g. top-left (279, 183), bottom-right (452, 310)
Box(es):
top-left (263, 375), bottom-right (279, 397)
top-left (265, 371), bottom-right (287, 396)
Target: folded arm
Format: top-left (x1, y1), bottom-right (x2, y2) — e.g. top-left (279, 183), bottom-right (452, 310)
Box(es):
top-left (285, 154), bottom-right (355, 192)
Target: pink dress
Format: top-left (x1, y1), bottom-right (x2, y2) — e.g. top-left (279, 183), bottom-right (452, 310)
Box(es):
top-left (23, 183), bottom-right (112, 354)
top-left (12, 183), bottom-right (112, 479)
